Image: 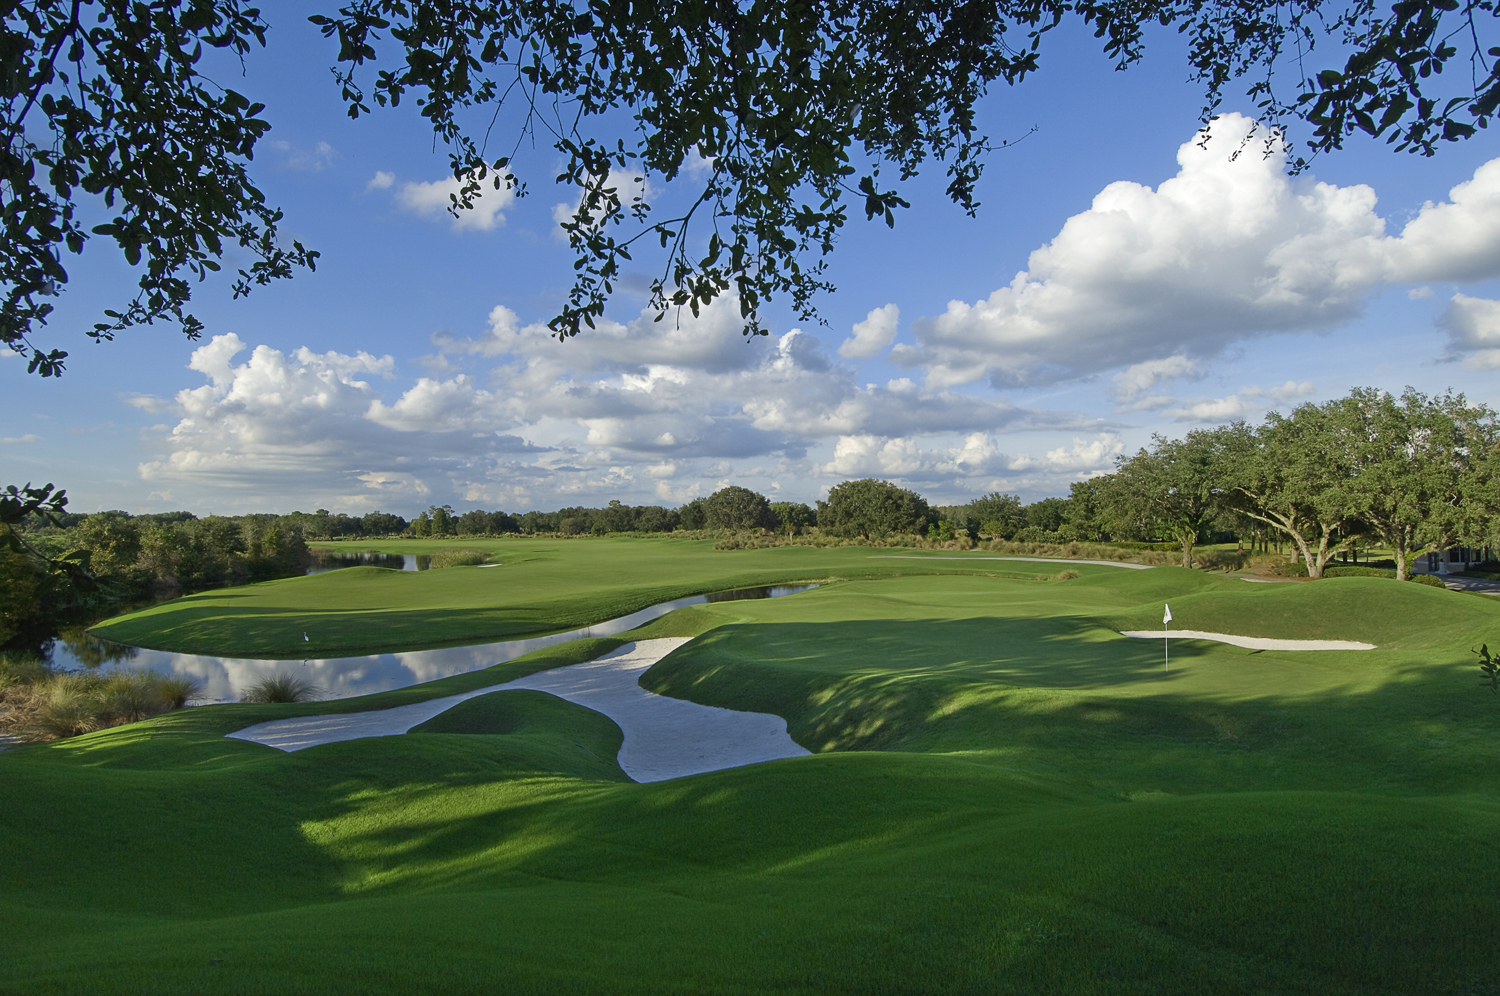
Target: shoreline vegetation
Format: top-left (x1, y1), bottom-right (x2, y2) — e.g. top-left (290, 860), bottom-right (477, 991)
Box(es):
top-left (0, 658), bottom-right (200, 742)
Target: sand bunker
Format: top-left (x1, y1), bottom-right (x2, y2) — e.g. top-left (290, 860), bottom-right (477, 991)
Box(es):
top-left (871, 555), bottom-right (1153, 570)
top-left (1119, 630), bottom-right (1375, 651)
top-left (227, 638), bottom-right (809, 782)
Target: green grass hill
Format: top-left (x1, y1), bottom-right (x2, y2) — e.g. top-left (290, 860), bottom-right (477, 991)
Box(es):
top-left (6, 555), bottom-right (1500, 994)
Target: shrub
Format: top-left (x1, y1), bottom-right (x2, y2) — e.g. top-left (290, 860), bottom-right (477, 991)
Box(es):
top-left (0, 650), bottom-right (48, 690)
top-left (1, 669), bottom-right (202, 741)
top-left (428, 547), bottom-right (488, 569)
top-left (1323, 566), bottom-right (1395, 578)
top-left (1195, 549), bottom-right (1246, 572)
top-left (1322, 566), bottom-right (1447, 587)
top-left (241, 673), bottom-right (322, 703)
top-left (98, 671), bottom-right (159, 724)
top-left (23, 679), bottom-right (103, 739)
top-left (1011, 526), bottom-right (1062, 544)
top-left (1055, 569), bottom-right (1080, 580)
top-left (155, 675), bottom-right (201, 709)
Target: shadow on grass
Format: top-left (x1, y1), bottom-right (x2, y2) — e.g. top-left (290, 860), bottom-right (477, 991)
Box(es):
top-left (642, 618), bottom-right (1221, 751)
top-left (10, 612), bottom-right (1498, 927)
top-left (640, 619), bottom-right (1488, 792)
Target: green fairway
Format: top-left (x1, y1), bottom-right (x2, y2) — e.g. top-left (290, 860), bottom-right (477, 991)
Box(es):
top-left (88, 538), bottom-right (1075, 658)
top-left (7, 561), bottom-right (1500, 993)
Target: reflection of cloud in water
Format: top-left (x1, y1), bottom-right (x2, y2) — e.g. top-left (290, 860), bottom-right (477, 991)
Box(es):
top-left (49, 585), bottom-right (816, 703)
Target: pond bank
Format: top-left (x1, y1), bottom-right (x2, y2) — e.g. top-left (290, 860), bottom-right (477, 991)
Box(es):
top-left (51, 585), bottom-right (817, 704)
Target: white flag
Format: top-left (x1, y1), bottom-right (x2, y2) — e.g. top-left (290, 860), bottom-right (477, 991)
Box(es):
top-left (1163, 604), bottom-right (1173, 625)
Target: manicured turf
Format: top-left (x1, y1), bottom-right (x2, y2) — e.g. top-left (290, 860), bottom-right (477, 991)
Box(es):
top-left (88, 538), bottom-right (1065, 658)
top-left (6, 562), bottom-right (1500, 994)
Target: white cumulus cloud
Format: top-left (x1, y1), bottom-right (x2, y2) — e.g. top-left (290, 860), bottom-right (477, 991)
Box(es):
top-left (838, 304), bottom-right (900, 358)
top-left (1162, 380), bottom-right (1314, 422)
top-left (1440, 293), bottom-right (1500, 369)
top-left (1111, 355), bottom-right (1203, 403)
top-left (268, 140), bottom-right (335, 173)
top-left (138, 334), bottom-right (540, 508)
top-left (397, 172), bottom-right (515, 232)
top-left (895, 113), bottom-right (1500, 390)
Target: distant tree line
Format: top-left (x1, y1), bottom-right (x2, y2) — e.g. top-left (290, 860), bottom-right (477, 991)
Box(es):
top-left (1090, 387), bottom-right (1500, 580)
top-left (7, 385), bottom-right (1491, 647)
top-left (2, 508), bottom-right (315, 647)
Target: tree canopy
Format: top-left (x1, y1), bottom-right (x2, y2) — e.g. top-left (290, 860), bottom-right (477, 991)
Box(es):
top-left (1224, 405), bottom-right (1361, 578)
top-left (702, 486), bottom-right (775, 531)
top-left (1105, 429), bottom-right (1233, 569)
top-left (1335, 387), bottom-right (1499, 579)
top-left (818, 478), bottom-right (930, 538)
top-left (6, 0), bottom-right (1500, 375)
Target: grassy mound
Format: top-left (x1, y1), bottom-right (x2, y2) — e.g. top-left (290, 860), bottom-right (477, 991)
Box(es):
top-left (408, 688), bottom-right (629, 782)
top-left (1105, 574), bottom-right (1486, 648)
top-left (8, 564), bottom-right (1500, 993)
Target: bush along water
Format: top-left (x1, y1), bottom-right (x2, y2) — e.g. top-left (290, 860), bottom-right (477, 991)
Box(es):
top-left (0, 652), bottom-right (201, 742)
top-left (241, 673), bottom-right (322, 704)
top-left (427, 548), bottom-right (490, 569)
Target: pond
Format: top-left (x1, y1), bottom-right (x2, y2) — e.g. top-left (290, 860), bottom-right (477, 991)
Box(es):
top-left (306, 551), bottom-right (423, 573)
top-left (46, 585), bottom-right (818, 704)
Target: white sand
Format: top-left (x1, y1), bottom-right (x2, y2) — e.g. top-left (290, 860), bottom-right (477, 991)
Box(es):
top-left (870, 555), bottom-right (1153, 570)
top-left (1119, 630), bottom-right (1375, 651)
top-left (226, 638), bottom-right (809, 782)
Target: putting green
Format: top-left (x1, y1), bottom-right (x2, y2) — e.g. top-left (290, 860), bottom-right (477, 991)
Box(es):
top-left (7, 564), bottom-right (1500, 994)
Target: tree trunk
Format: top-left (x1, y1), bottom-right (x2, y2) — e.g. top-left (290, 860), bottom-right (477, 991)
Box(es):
top-left (1291, 533), bottom-right (1316, 577)
top-left (1179, 528), bottom-right (1195, 569)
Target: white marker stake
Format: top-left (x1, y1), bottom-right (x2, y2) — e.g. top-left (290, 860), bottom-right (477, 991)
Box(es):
top-left (1163, 603), bottom-right (1173, 672)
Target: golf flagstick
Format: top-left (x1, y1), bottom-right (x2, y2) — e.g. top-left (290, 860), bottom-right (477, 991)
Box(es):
top-left (1163, 603), bottom-right (1172, 672)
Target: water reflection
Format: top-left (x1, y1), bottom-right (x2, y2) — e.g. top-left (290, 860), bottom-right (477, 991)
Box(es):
top-left (48, 584), bottom-right (816, 704)
top-left (306, 551), bottom-right (424, 574)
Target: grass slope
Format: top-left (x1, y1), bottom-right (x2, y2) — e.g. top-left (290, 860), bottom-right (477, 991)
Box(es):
top-left (6, 565), bottom-right (1500, 993)
top-left (89, 540), bottom-right (1067, 658)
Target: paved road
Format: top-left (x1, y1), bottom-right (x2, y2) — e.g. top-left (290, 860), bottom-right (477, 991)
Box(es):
top-left (1433, 574), bottom-right (1500, 595)
top-left (1230, 569), bottom-right (1500, 595)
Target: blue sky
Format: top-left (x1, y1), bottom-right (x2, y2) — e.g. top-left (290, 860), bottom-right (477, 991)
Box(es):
top-left (5, 9), bottom-right (1500, 516)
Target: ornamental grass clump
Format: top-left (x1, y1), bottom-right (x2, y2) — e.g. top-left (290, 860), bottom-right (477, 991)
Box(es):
top-left (428, 548), bottom-right (488, 569)
top-left (0, 662), bottom-right (204, 742)
top-left (241, 673), bottom-right (322, 704)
